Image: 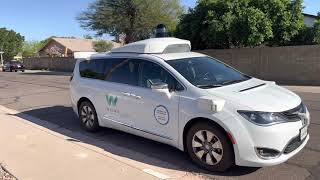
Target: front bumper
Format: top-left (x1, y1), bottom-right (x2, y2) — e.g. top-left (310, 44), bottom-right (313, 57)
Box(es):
top-left (232, 112), bottom-right (310, 167)
top-left (238, 135), bottom-right (309, 167)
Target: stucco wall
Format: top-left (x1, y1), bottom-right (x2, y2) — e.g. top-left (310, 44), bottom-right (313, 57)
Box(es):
top-left (23, 57), bottom-right (77, 72)
top-left (197, 45), bottom-right (320, 85)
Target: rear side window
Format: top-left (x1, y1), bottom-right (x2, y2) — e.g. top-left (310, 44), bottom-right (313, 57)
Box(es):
top-left (79, 59), bottom-right (106, 80)
top-left (79, 58), bottom-right (140, 86)
top-left (105, 59), bottom-right (140, 86)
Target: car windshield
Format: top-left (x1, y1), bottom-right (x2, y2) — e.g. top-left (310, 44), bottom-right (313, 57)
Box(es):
top-left (166, 56), bottom-right (251, 89)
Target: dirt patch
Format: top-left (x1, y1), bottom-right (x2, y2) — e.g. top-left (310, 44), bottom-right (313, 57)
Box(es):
top-left (0, 164), bottom-right (17, 180)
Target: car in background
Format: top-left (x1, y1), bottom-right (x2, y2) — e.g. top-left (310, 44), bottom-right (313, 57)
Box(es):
top-left (2, 60), bottom-right (25, 72)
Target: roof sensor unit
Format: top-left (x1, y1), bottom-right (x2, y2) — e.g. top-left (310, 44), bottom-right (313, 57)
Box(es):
top-left (111, 38), bottom-right (191, 54)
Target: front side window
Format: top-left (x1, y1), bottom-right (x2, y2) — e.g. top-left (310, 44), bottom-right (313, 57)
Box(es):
top-left (139, 60), bottom-right (183, 91)
top-left (167, 56), bottom-right (251, 89)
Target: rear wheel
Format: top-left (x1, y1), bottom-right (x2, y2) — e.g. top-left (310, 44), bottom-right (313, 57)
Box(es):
top-left (78, 101), bottom-right (100, 132)
top-left (186, 122), bottom-right (234, 172)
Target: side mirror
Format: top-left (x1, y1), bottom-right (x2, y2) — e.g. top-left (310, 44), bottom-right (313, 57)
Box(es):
top-left (148, 79), bottom-right (171, 98)
top-left (151, 82), bottom-right (169, 90)
top-left (148, 79), bottom-right (169, 90)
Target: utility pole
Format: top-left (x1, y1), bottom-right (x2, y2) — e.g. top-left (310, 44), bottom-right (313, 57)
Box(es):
top-left (0, 51), bottom-right (4, 67)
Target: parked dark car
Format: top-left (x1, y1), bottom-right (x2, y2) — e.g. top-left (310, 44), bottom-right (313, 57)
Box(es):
top-left (2, 61), bottom-right (25, 72)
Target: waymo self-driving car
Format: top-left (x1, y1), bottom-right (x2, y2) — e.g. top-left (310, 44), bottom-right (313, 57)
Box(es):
top-left (70, 38), bottom-right (310, 171)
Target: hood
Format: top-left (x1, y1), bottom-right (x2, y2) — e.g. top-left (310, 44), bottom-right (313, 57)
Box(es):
top-left (205, 78), bottom-right (301, 112)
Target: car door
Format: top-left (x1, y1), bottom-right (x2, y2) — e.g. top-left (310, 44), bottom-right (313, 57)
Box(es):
top-left (95, 58), bottom-right (141, 128)
top-left (122, 59), bottom-right (183, 144)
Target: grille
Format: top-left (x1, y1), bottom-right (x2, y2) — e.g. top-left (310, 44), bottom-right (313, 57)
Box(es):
top-left (283, 135), bottom-right (306, 154)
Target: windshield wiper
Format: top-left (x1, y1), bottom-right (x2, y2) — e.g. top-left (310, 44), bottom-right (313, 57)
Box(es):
top-left (221, 79), bottom-right (245, 85)
top-left (196, 84), bottom-right (222, 89)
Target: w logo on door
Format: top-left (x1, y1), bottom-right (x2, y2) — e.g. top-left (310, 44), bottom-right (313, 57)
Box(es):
top-left (106, 95), bottom-right (118, 107)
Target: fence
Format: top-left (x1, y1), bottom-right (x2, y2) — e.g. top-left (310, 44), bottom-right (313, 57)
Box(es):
top-left (23, 45), bottom-right (320, 85)
top-left (23, 57), bottom-right (77, 72)
top-left (198, 45), bottom-right (320, 85)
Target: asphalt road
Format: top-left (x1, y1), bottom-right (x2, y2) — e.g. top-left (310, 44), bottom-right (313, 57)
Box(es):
top-left (0, 71), bottom-right (319, 180)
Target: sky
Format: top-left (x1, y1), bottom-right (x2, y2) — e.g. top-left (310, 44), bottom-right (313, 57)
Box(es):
top-left (0, 0), bottom-right (319, 41)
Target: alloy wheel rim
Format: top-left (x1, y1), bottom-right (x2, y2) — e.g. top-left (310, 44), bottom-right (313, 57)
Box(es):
top-left (192, 130), bottom-right (223, 165)
top-left (81, 105), bottom-right (95, 128)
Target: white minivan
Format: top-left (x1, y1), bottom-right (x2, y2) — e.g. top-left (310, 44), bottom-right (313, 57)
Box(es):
top-left (70, 38), bottom-right (310, 172)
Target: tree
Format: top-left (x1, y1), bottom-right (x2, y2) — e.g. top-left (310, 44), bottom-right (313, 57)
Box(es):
top-left (251, 0), bottom-right (304, 46)
top-left (78, 0), bottom-right (183, 43)
top-left (22, 41), bottom-right (42, 58)
top-left (0, 28), bottom-right (24, 60)
top-left (175, 0), bottom-right (304, 49)
top-left (83, 34), bottom-right (93, 39)
top-left (314, 20), bottom-right (320, 44)
top-left (93, 40), bottom-right (114, 52)
top-left (289, 26), bottom-right (316, 45)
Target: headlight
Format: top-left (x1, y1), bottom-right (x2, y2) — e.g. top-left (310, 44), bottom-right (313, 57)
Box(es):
top-left (238, 111), bottom-right (287, 126)
top-left (301, 103), bottom-right (307, 114)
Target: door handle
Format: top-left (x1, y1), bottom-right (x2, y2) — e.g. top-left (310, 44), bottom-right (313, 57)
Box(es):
top-left (122, 92), bottom-right (142, 99)
top-left (131, 94), bottom-right (142, 100)
top-left (121, 92), bottom-right (131, 97)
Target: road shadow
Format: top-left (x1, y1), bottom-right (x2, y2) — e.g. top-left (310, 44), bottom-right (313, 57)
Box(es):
top-left (14, 106), bottom-right (260, 178)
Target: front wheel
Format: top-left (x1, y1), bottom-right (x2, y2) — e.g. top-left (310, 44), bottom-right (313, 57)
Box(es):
top-left (186, 122), bottom-right (235, 172)
top-left (78, 101), bottom-right (100, 132)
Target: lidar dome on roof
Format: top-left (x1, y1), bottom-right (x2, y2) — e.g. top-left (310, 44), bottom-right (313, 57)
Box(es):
top-left (111, 38), bottom-right (191, 54)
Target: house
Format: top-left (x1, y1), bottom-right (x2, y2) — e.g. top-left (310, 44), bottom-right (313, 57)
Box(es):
top-left (303, 13), bottom-right (318, 28)
top-left (38, 37), bottom-right (121, 57)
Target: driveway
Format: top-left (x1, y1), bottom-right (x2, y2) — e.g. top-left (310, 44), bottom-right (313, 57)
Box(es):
top-left (0, 71), bottom-right (319, 180)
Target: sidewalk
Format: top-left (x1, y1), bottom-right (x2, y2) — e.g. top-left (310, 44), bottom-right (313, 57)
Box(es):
top-left (0, 106), bottom-right (198, 180)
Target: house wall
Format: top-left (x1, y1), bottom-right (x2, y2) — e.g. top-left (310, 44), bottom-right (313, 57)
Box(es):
top-left (304, 15), bottom-right (317, 27)
top-left (39, 41), bottom-right (73, 57)
top-left (197, 45), bottom-right (320, 85)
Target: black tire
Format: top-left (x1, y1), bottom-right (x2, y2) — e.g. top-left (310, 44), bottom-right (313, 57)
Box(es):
top-left (9, 68), bottom-right (12, 72)
top-left (15, 70), bottom-right (18, 72)
top-left (186, 122), bottom-right (234, 172)
top-left (78, 101), bottom-right (100, 132)
top-left (21, 70), bottom-right (25, 72)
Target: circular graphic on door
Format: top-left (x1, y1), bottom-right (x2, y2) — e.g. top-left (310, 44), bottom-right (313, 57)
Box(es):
top-left (154, 105), bottom-right (169, 125)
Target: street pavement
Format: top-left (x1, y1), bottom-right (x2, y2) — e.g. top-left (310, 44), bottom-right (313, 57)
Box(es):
top-left (0, 71), bottom-right (319, 180)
